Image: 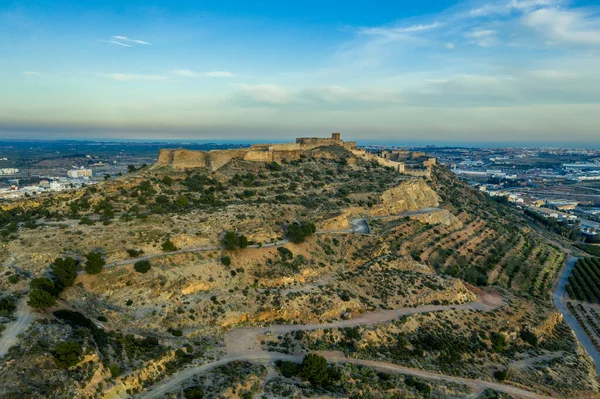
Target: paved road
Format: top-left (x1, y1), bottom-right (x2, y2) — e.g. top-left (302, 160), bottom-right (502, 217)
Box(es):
top-left (0, 297), bottom-right (34, 358)
top-left (318, 208), bottom-right (442, 235)
top-left (136, 290), bottom-right (549, 399)
top-left (553, 257), bottom-right (600, 375)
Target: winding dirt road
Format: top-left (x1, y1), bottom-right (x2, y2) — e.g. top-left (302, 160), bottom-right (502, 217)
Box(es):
top-left (0, 297), bottom-right (34, 358)
top-left (137, 290), bottom-right (552, 399)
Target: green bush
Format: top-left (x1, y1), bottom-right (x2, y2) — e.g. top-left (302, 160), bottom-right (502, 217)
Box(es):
top-left (519, 329), bottom-right (538, 347)
top-left (51, 257), bottom-right (78, 289)
top-left (0, 296), bottom-right (16, 317)
top-left (109, 363), bottom-right (121, 378)
top-left (30, 277), bottom-right (57, 297)
top-left (134, 260), bottom-right (152, 274)
top-left (162, 239), bottom-right (177, 252)
top-left (287, 221), bottom-right (316, 243)
top-left (184, 386), bottom-right (204, 399)
top-left (220, 255), bottom-right (231, 267)
top-left (53, 341), bottom-right (83, 369)
top-left (490, 332), bottom-right (506, 353)
top-left (84, 252), bottom-right (106, 274)
top-left (221, 231), bottom-right (248, 250)
top-left (494, 368), bottom-right (508, 381)
top-left (300, 353), bottom-right (328, 385)
top-left (276, 360), bottom-right (300, 378)
top-left (27, 289), bottom-right (56, 309)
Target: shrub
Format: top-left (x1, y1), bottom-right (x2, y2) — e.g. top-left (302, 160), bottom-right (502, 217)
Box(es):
top-left (109, 363), bottom-right (121, 378)
top-left (134, 260), bottom-right (152, 274)
top-left (53, 341), bottom-right (83, 369)
top-left (51, 257), bottom-right (78, 289)
top-left (276, 360), bottom-right (300, 378)
top-left (519, 329), bottom-right (538, 346)
top-left (0, 296), bottom-right (16, 317)
top-left (84, 252), bottom-right (106, 274)
top-left (221, 231), bottom-right (248, 250)
top-left (490, 332), bottom-right (506, 353)
top-left (28, 289), bottom-right (56, 309)
top-left (287, 221), bottom-right (316, 243)
top-left (494, 368), bottom-right (508, 381)
top-left (300, 353), bottom-right (328, 385)
top-left (168, 328), bottom-right (183, 337)
top-left (220, 255), bottom-right (231, 267)
top-left (162, 239), bottom-right (177, 252)
top-left (127, 249), bottom-right (144, 258)
top-left (30, 277), bottom-right (57, 297)
top-left (184, 386), bottom-right (204, 399)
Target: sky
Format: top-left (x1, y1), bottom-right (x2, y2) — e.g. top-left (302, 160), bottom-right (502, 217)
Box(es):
top-left (1, 0), bottom-right (600, 145)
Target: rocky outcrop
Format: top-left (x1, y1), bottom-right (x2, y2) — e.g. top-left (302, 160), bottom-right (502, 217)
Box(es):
top-left (409, 208), bottom-right (463, 228)
top-left (370, 179), bottom-right (440, 216)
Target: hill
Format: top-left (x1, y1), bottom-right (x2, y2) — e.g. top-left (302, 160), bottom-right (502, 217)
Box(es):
top-left (0, 142), bottom-right (598, 399)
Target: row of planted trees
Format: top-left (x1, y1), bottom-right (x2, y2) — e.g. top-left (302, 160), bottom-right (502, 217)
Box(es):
top-left (566, 257), bottom-right (600, 303)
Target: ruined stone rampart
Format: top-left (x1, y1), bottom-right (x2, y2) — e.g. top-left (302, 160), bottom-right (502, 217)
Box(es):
top-left (155, 133), bottom-right (354, 171)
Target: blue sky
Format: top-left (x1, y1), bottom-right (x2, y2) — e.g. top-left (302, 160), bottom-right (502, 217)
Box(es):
top-left (1, 0), bottom-right (600, 144)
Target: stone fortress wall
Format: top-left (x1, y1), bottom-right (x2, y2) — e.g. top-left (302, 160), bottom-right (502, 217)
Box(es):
top-left (155, 133), bottom-right (436, 177)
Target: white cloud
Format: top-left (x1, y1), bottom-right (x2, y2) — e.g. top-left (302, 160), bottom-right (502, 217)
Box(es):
top-left (108, 40), bottom-right (132, 47)
top-left (22, 71), bottom-right (41, 76)
top-left (205, 71), bottom-right (233, 78)
top-left (445, 42), bottom-right (455, 49)
top-left (112, 35), bottom-right (150, 45)
top-left (468, 0), bottom-right (562, 17)
top-left (465, 29), bottom-right (497, 46)
top-left (97, 73), bottom-right (169, 82)
top-left (523, 7), bottom-right (600, 45)
top-left (358, 22), bottom-right (441, 39)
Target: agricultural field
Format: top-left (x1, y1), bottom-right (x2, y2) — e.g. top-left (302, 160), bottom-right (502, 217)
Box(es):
top-left (566, 258), bottom-right (600, 303)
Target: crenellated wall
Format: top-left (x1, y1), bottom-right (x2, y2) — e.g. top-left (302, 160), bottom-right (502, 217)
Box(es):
top-left (155, 133), bottom-right (354, 171)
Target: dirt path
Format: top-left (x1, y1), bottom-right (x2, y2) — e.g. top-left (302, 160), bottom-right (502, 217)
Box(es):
top-left (511, 351), bottom-right (565, 370)
top-left (97, 239), bottom-right (291, 272)
top-left (135, 289), bottom-right (549, 399)
top-left (0, 297), bottom-right (34, 358)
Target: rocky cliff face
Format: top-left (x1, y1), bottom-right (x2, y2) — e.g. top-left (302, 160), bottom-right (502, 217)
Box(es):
top-left (370, 179), bottom-right (441, 216)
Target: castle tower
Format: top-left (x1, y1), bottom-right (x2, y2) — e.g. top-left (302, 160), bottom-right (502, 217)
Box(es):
top-left (331, 132), bottom-right (341, 141)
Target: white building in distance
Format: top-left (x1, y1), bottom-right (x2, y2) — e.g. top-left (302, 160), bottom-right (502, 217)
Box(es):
top-left (67, 169), bottom-right (93, 178)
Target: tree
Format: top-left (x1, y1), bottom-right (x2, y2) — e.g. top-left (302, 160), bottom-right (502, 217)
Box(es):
top-left (287, 221), bottom-right (317, 243)
top-left (134, 260), bottom-right (152, 273)
top-left (162, 176), bottom-right (173, 186)
top-left (51, 257), bottom-right (78, 290)
top-left (300, 353), bottom-right (328, 386)
top-left (53, 341), bottom-right (83, 369)
top-left (127, 165), bottom-right (137, 173)
top-left (84, 252), bottom-right (106, 274)
top-left (220, 255), bottom-right (231, 267)
top-left (184, 386), bottom-right (204, 399)
top-left (221, 231), bottom-right (248, 250)
top-left (28, 289), bottom-right (56, 309)
top-left (30, 277), bottom-right (57, 297)
top-left (162, 239), bottom-right (177, 252)
top-left (109, 363), bottom-right (121, 378)
top-left (221, 231), bottom-right (239, 250)
top-left (176, 195), bottom-right (189, 208)
top-left (490, 332), bottom-right (506, 353)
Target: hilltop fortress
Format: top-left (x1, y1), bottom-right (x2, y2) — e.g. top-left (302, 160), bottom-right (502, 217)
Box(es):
top-left (156, 133), bottom-right (436, 177)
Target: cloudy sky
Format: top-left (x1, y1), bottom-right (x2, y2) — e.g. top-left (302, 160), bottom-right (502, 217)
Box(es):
top-left (1, 0), bottom-right (600, 144)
